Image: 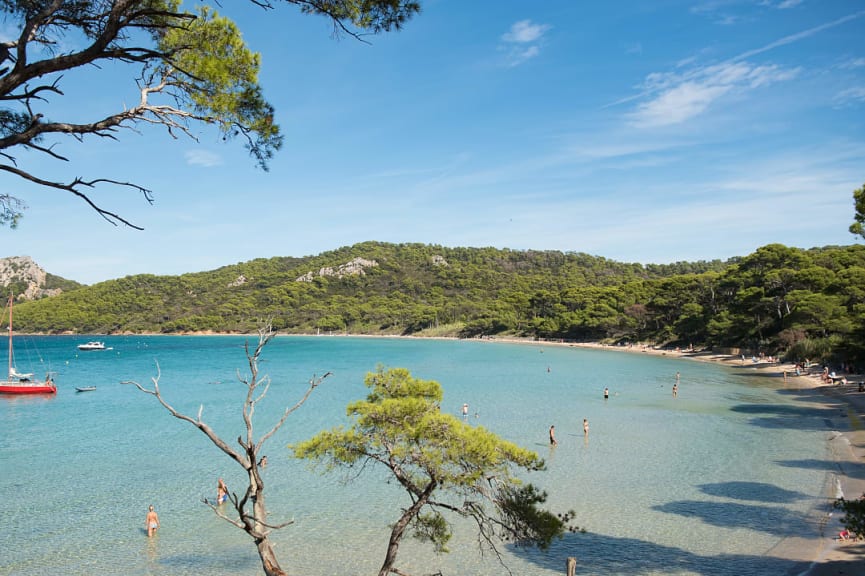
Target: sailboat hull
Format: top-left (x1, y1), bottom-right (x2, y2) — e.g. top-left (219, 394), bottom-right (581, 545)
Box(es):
top-left (0, 381), bottom-right (57, 394)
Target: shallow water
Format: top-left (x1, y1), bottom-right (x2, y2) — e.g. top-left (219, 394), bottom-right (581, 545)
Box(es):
top-left (0, 336), bottom-right (834, 575)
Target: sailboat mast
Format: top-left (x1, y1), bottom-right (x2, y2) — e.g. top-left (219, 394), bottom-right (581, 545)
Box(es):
top-left (7, 294), bottom-right (12, 379)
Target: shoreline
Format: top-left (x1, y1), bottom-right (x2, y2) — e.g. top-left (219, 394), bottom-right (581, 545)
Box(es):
top-left (345, 335), bottom-right (865, 572)
top-left (538, 340), bottom-right (865, 575)
top-left (409, 335), bottom-right (865, 573)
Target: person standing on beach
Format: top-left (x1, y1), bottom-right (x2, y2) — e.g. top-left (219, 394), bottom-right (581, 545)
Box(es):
top-left (462, 403), bottom-right (469, 419)
top-left (549, 425), bottom-right (558, 446)
top-left (145, 505), bottom-right (160, 537)
top-left (672, 383), bottom-right (678, 397)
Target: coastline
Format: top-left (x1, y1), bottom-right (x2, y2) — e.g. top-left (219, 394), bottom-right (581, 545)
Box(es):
top-left (519, 339), bottom-right (865, 575)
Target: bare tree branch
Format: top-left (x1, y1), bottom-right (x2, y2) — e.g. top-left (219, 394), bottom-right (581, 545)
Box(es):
top-left (121, 363), bottom-right (249, 467)
top-left (0, 164), bottom-right (153, 229)
top-left (0, 1), bottom-right (419, 229)
top-left (123, 328), bottom-right (328, 576)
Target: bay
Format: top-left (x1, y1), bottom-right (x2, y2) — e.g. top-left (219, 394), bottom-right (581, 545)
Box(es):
top-left (0, 335), bottom-right (833, 575)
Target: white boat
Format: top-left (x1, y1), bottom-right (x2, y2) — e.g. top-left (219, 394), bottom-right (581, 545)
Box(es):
top-left (77, 341), bottom-right (109, 351)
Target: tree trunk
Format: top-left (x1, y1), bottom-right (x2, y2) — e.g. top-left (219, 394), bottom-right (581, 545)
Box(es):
top-left (250, 466), bottom-right (287, 576)
top-left (377, 488), bottom-right (433, 576)
top-left (378, 507), bottom-right (416, 576)
top-left (257, 538), bottom-right (286, 576)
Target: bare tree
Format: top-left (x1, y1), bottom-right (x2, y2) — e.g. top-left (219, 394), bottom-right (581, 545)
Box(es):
top-left (123, 323), bottom-right (330, 576)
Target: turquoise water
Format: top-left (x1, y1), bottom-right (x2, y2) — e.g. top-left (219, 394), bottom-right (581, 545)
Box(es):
top-left (0, 336), bottom-right (835, 575)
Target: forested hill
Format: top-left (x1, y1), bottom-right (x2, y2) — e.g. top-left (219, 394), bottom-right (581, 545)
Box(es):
top-left (8, 241), bottom-right (865, 366)
top-left (10, 242), bottom-right (727, 333)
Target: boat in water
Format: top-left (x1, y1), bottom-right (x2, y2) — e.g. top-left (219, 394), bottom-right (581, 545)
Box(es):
top-left (75, 386), bottom-right (97, 393)
top-left (1, 294), bottom-right (56, 395)
top-left (77, 341), bottom-right (110, 351)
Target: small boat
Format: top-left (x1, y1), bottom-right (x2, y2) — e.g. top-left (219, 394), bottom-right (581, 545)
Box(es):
top-left (77, 341), bottom-right (110, 351)
top-left (1, 294), bottom-right (57, 395)
top-left (75, 386), bottom-right (97, 393)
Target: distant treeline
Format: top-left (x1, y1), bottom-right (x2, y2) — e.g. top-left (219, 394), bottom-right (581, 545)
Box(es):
top-left (10, 241), bottom-right (865, 367)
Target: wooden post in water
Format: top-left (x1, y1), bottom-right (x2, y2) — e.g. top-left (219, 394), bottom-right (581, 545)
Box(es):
top-left (566, 556), bottom-right (577, 576)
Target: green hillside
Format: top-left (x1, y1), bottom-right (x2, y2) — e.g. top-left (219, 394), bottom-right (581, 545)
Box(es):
top-left (9, 241), bottom-right (865, 367)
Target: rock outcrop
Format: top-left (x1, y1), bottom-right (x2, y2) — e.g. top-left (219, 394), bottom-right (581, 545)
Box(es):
top-left (296, 257), bottom-right (378, 282)
top-left (0, 256), bottom-right (62, 300)
top-left (228, 274), bottom-right (247, 288)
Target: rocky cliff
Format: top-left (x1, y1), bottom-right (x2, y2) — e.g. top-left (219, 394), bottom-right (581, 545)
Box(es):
top-left (295, 257), bottom-right (379, 282)
top-left (0, 256), bottom-right (63, 300)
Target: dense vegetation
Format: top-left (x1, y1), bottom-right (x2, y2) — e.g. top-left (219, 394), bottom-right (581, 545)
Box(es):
top-left (8, 241), bottom-right (865, 367)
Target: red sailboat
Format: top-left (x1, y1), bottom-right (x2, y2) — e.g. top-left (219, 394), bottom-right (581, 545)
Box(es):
top-left (1, 294), bottom-right (56, 395)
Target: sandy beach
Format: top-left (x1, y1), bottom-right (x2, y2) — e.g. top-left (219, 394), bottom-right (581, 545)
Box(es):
top-left (541, 341), bottom-right (865, 575)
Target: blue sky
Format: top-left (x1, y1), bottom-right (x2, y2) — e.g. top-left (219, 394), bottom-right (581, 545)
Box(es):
top-left (2, 0), bottom-right (864, 285)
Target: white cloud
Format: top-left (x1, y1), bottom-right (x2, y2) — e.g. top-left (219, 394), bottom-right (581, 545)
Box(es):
top-left (758, 0), bottom-right (804, 9)
top-left (501, 20), bottom-right (550, 44)
top-left (775, 0), bottom-right (804, 9)
top-left (609, 10), bottom-right (863, 113)
top-left (690, 1), bottom-right (740, 15)
top-left (839, 57), bottom-right (865, 69)
top-left (504, 46), bottom-right (540, 68)
top-left (835, 86), bottom-right (865, 106)
top-left (717, 14), bottom-right (739, 26)
top-left (184, 149), bottom-right (223, 167)
top-left (565, 139), bottom-right (686, 161)
top-left (630, 82), bottom-right (730, 128)
top-left (736, 10), bottom-right (864, 61)
top-left (499, 19), bottom-right (550, 67)
top-left (628, 62), bottom-right (799, 128)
